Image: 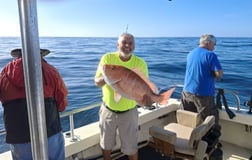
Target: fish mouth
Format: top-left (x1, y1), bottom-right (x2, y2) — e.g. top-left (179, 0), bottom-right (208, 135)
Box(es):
top-left (103, 75), bottom-right (120, 85)
top-left (101, 70), bottom-right (120, 85)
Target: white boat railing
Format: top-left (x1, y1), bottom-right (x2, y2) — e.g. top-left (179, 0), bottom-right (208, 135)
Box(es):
top-left (0, 129), bottom-right (5, 136)
top-left (0, 90), bottom-right (247, 146)
top-left (0, 89), bottom-right (246, 137)
top-left (60, 102), bottom-right (101, 142)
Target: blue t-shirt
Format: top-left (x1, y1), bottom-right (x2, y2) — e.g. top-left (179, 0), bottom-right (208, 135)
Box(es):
top-left (183, 47), bottom-right (222, 96)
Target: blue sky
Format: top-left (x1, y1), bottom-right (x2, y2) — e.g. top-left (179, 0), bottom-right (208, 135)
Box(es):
top-left (0, 0), bottom-right (252, 37)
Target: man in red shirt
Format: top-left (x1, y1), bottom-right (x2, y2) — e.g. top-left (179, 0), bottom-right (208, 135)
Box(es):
top-left (0, 49), bottom-right (68, 160)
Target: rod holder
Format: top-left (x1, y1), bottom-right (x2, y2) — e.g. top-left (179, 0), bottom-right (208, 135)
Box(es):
top-left (244, 95), bottom-right (252, 114)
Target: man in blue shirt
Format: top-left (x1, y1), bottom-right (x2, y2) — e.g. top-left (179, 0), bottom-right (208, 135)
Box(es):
top-left (181, 34), bottom-right (223, 125)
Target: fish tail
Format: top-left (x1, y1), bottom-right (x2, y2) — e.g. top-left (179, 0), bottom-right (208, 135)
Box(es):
top-left (159, 87), bottom-right (176, 105)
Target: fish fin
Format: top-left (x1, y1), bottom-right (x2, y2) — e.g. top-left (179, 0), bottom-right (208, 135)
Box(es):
top-left (142, 94), bottom-right (154, 107)
top-left (159, 87), bottom-right (176, 105)
top-left (132, 68), bottom-right (159, 94)
top-left (146, 81), bottom-right (159, 94)
top-left (114, 92), bottom-right (122, 102)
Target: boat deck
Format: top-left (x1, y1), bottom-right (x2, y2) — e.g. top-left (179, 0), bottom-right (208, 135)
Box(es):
top-left (116, 141), bottom-right (252, 160)
top-left (0, 137), bottom-right (251, 160)
top-left (221, 141), bottom-right (252, 160)
top-left (0, 140), bottom-right (251, 160)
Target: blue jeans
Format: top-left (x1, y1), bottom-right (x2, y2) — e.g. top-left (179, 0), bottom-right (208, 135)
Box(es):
top-left (10, 132), bottom-right (65, 160)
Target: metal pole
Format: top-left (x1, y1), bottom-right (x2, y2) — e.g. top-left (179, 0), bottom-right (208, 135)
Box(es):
top-left (17, 0), bottom-right (48, 159)
top-left (69, 114), bottom-right (77, 142)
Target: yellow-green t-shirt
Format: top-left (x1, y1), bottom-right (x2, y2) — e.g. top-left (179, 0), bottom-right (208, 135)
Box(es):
top-left (95, 52), bottom-right (148, 111)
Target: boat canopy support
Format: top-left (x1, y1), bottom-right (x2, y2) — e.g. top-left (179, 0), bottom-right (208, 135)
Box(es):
top-left (17, 0), bottom-right (48, 159)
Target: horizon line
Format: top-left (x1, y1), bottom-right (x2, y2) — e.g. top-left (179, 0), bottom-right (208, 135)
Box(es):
top-left (1, 36), bottom-right (252, 38)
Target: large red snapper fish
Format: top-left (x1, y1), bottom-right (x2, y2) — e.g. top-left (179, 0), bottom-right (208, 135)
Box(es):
top-left (102, 64), bottom-right (175, 106)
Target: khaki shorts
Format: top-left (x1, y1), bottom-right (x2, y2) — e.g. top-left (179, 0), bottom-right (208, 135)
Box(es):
top-left (99, 103), bottom-right (138, 155)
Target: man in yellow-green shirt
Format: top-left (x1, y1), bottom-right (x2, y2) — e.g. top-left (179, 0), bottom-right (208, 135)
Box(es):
top-left (94, 33), bottom-right (148, 160)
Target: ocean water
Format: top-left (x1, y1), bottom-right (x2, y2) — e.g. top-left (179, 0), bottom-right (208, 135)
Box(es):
top-left (0, 37), bottom-right (251, 153)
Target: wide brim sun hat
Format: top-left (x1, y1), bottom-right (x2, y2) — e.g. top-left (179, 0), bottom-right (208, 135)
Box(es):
top-left (11, 48), bottom-right (50, 58)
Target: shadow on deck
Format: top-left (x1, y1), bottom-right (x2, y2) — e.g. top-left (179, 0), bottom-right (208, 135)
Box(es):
top-left (116, 144), bottom-right (178, 160)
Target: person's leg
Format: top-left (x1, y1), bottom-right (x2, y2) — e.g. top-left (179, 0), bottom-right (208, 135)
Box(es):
top-left (9, 143), bottom-right (32, 160)
top-left (10, 133), bottom-right (65, 160)
top-left (181, 91), bottom-right (198, 112)
top-left (128, 153), bottom-right (138, 160)
top-left (99, 103), bottom-right (117, 160)
top-left (208, 96), bottom-right (219, 123)
top-left (118, 108), bottom-right (138, 160)
top-left (194, 95), bottom-right (218, 123)
top-left (102, 149), bottom-right (112, 160)
top-left (48, 132), bottom-right (65, 160)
